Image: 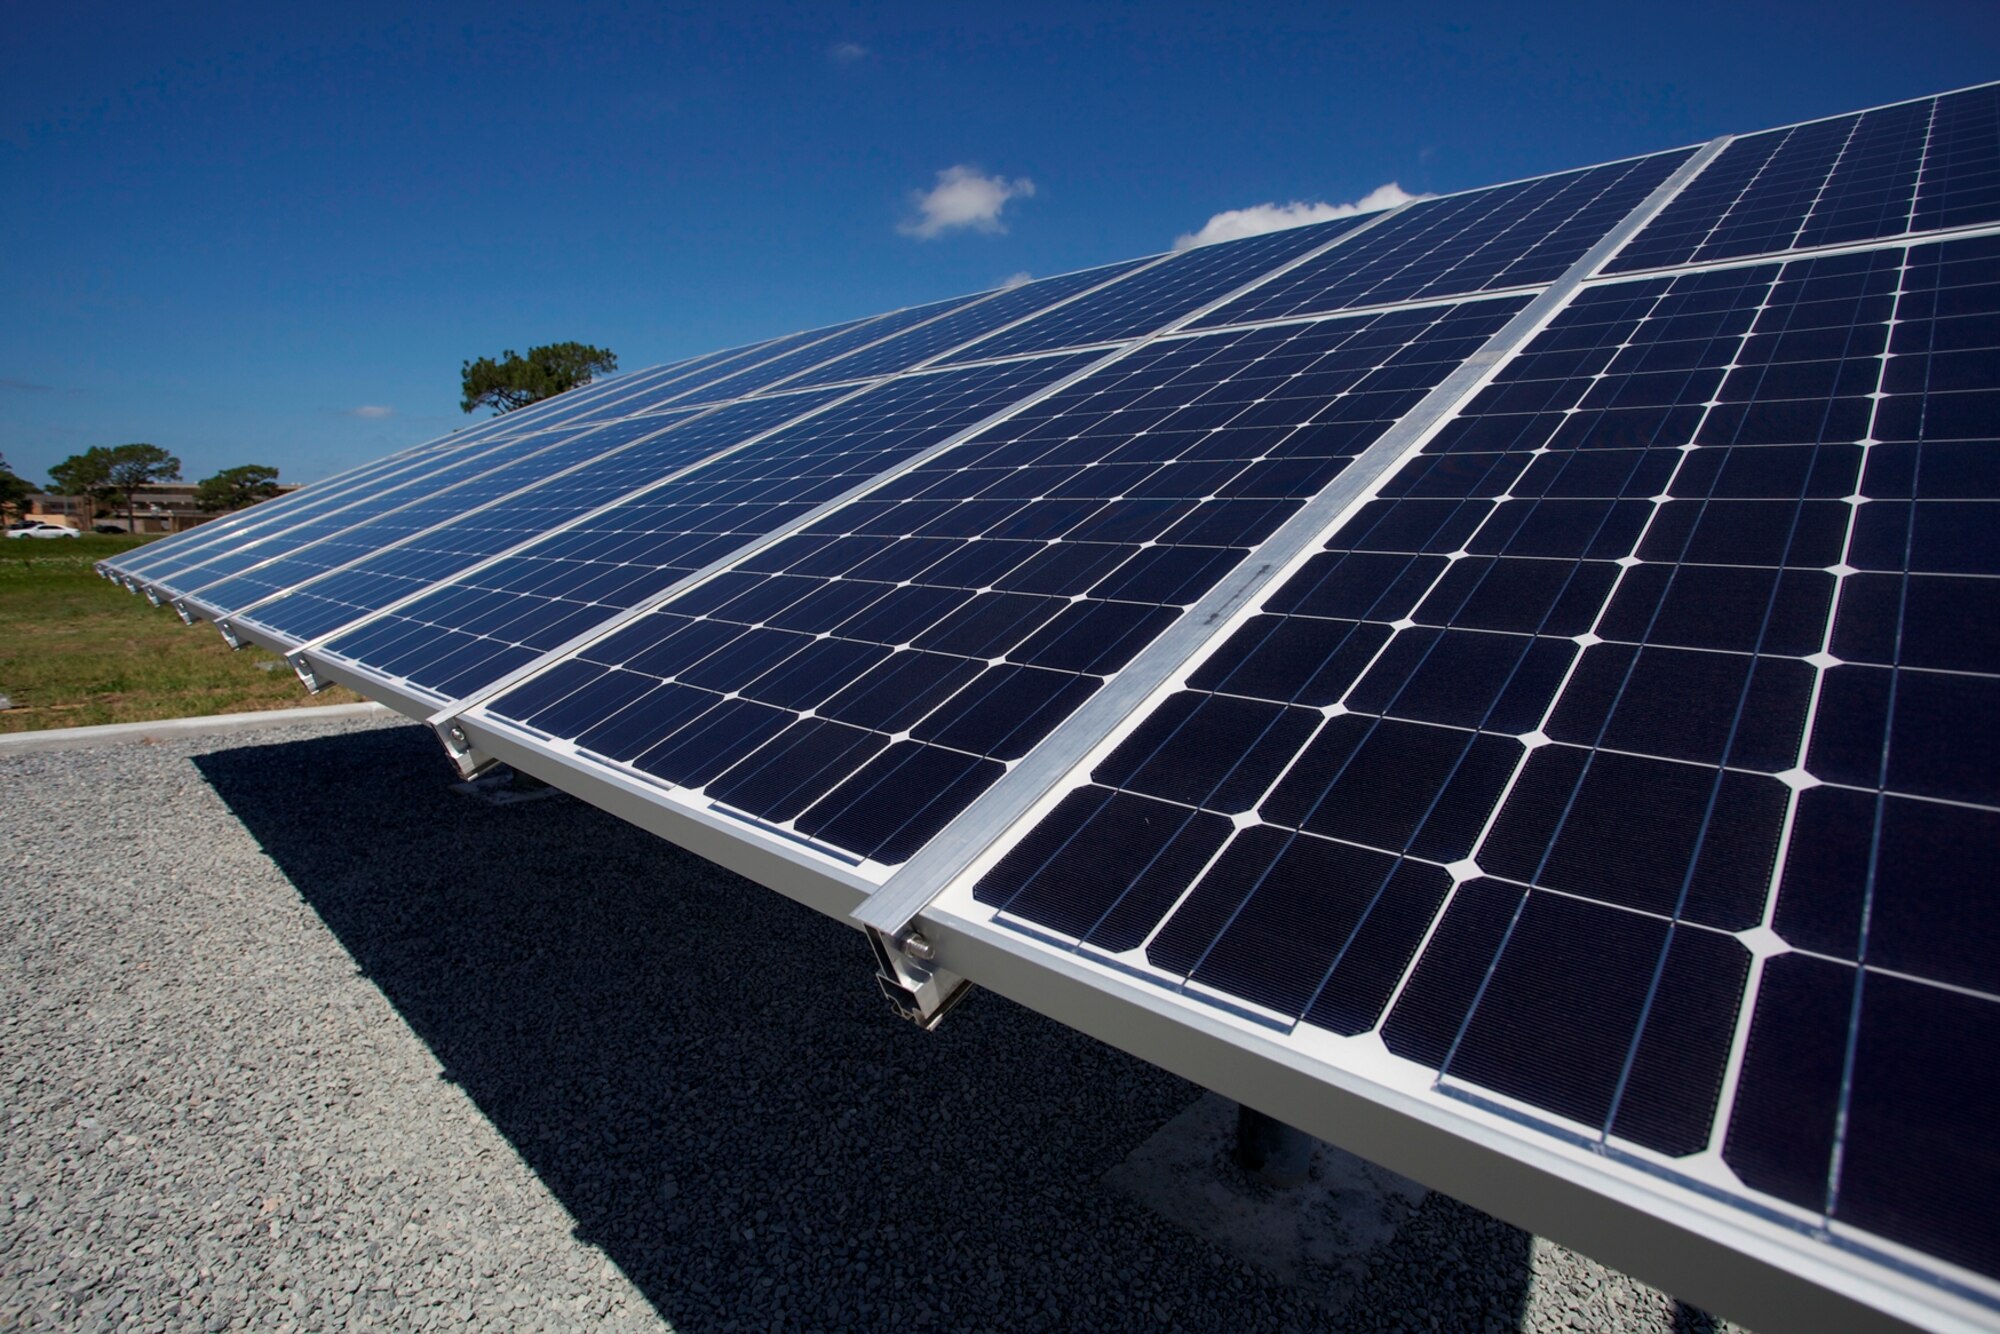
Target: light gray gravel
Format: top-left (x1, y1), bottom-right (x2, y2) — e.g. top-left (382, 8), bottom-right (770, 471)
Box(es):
top-left (1, 714), bottom-right (1747, 1332)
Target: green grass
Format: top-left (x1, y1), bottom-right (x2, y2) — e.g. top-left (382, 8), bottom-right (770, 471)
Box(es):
top-left (0, 534), bottom-right (362, 733)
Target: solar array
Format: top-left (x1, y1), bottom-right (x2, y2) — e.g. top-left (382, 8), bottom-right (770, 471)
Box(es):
top-left (101, 82), bottom-right (2000, 1334)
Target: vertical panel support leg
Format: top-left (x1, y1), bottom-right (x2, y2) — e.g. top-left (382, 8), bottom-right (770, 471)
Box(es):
top-left (1235, 1103), bottom-right (1313, 1187)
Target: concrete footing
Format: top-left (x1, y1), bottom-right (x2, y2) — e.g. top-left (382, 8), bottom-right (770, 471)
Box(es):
top-left (1104, 1092), bottom-right (1428, 1312)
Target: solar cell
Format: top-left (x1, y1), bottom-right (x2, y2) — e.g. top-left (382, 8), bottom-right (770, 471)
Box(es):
top-left (955, 233), bottom-right (2000, 1285)
top-left (305, 353), bottom-right (1096, 706)
top-left (109, 317), bottom-right (928, 593)
top-left (1191, 149), bottom-right (1694, 328)
top-left (1912, 81), bottom-right (2000, 233)
top-left (473, 297), bottom-right (1523, 866)
top-left (550, 329), bottom-right (844, 426)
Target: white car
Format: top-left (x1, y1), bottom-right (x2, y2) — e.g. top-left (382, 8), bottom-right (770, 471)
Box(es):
top-left (5, 521), bottom-right (81, 539)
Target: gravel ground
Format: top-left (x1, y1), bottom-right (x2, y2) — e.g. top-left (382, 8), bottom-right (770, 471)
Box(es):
top-left (1, 714), bottom-right (1746, 1333)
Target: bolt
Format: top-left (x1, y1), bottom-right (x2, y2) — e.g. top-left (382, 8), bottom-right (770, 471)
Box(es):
top-left (899, 931), bottom-right (935, 962)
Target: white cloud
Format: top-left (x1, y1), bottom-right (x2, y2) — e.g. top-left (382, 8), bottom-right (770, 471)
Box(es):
top-left (899, 165), bottom-right (1036, 240)
top-left (1173, 183), bottom-right (1425, 250)
top-left (347, 404), bottom-right (394, 419)
top-left (829, 41), bottom-right (870, 63)
top-left (998, 271), bottom-right (1033, 290)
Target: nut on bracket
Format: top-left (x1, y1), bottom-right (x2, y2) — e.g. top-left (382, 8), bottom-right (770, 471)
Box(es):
top-left (432, 717), bottom-right (498, 781)
top-left (868, 928), bottom-right (970, 1030)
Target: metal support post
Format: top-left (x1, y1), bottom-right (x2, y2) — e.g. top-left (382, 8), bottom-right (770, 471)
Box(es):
top-left (1235, 1103), bottom-right (1313, 1187)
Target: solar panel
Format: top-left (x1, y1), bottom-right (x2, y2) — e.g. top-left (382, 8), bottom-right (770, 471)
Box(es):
top-left (1608, 84), bottom-right (2000, 275)
top-left (99, 81), bottom-right (2000, 1333)
top-left (144, 422), bottom-right (648, 608)
top-left (301, 354), bottom-right (1097, 706)
top-left (1191, 149), bottom-right (1695, 326)
top-left (550, 328), bottom-right (850, 425)
top-left (666, 294), bottom-right (990, 405)
top-left (225, 395), bottom-right (839, 646)
top-left (106, 315), bottom-right (900, 596)
top-left (928, 231), bottom-right (2000, 1313)
top-left (131, 426), bottom-right (615, 600)
top-left (184, 414), bottom-right (721, 624)
top-left (106, 366), bottom-right (661, 588)
top-left (469, 296), bottom-right (1526, 867)
top-left (929, 209), bottom-right (1387, 364)
top-left (774, 259), bottom-right (1153, 390)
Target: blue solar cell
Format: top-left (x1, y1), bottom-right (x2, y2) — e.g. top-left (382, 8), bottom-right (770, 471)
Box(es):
top-left (106, 375), bottom-right (650, 587)
top-left (671, 294), bottom-right (989, 404)
top-left (110, 449), bottom-right (455, 585)
top-left (189, 413), bottom-right (714, 623)
top-left (1912, 82), bottom-right (2000, 233)
top-left (549, 331), bottom-right (836, 426)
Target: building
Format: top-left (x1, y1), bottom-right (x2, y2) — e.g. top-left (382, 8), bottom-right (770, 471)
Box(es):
top-left (26, 482), bottom-right (301, 535)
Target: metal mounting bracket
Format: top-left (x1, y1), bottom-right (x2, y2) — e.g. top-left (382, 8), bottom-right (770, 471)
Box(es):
top-left (215, 619), bottom-right (241, 648)
top-left (433, 718), bottom-right (500, 781)
top-left (867, 928), bottom-right (972, 1030)
top-left (289, 653), bottom-right (324, 694)
top-left (173, 599), bottom-right (196, 625)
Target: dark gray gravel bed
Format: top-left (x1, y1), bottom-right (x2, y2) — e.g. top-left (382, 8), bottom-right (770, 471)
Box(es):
top-left (1, 714), bottom-right (1743, 1332)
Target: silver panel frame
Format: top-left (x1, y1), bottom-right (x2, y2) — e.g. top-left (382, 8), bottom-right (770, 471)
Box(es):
top-left (449, 706), bottom-right (875, 922)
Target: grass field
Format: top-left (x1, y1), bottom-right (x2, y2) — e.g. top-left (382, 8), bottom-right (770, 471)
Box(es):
top-left (0, 534), bottom-right (362, 733)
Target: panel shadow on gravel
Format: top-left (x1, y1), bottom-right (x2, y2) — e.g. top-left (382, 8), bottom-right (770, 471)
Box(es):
top-left (194, 723), bottom-right (1535, 1332)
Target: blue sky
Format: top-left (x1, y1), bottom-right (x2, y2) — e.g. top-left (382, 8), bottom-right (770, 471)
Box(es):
top-left (4, 0), bottom-right (1995, 486)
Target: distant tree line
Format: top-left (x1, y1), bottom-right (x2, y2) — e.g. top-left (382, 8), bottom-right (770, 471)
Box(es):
top-left (3, 338), bottom-right (616, 529)
top-left (3, 445), bottom-right (286, 529)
